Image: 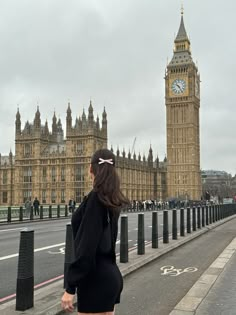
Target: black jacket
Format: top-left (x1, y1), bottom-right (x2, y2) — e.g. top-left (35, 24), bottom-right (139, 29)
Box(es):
top-left (66, 190), bottom-right (118, 294)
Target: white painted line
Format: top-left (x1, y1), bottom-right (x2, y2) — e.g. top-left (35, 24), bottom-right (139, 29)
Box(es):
top-left (0, 227), bottom-right (24, 233)
top-left (116, 240), bottom-right (133, 245)
top-left (0, 242), bottom-right (65, 261)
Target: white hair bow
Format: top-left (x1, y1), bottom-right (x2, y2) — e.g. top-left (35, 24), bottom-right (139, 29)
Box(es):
top-left (98, 158), bottom-right (114, 165)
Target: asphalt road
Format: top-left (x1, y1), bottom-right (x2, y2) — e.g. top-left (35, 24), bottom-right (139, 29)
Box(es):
top-left (115, 218), bottom-right (236, 315)
top-left (0, 210), bottom-right (172, 302)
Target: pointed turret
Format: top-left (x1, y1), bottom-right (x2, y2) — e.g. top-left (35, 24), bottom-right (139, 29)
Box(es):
top-left (102, 107), bottom-right (107, 138)
top-left (52, 111), bottom-right (57, 134)
top-left (34, 106), bottom-right (41, 129)
top-left (128, 150), bottom-right (131, 159)
top-left (56, 118), bottom-right (64, 143)
top-left (96, 115), bottom-right (100, 130)
top-left (175, 8), bottom-right (189, 43)
top-left (122, 148), bottom-right (126, 158)
top-left (169, 8), bottom-right (193, 67)
top-left (143, 153), bottom-right (146, 162)
top-left (148, 146), bottom-right (153, 167)
top-left (110, 145), bottom-right (114, 153)
top-left (88, 100), bottom-right (94, 127)
top-left (138, 152), bottom-right (141, 161)
top-left (82, 109), bottom-right (87, 130)
top-left (9, 150), bottom-right (13, 165)
top-left (133, 151), bottom-right (136, 160)
top-left (116, 147), bottom-right (120, 157)
top-left (66, 102), bottom-right (72, 135)
top-left (156, 153), bottom-right (159, 168)
top-left (15, 107), bottom-right (21, 136)
top-left (45, 120), bottom-right (49, 135)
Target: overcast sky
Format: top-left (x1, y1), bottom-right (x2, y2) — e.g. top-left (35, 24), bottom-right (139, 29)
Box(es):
top-left (0, 0), bottom-right (235, 175)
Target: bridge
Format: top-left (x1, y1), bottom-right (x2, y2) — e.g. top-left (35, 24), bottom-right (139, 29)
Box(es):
top-left (0, 204), bottom-right (235, 314)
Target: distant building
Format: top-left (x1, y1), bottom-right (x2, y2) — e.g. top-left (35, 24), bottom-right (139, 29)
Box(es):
top-left (201, 170), bottom-right (233, 200)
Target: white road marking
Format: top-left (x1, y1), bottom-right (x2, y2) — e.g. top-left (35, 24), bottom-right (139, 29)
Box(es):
top-left (0, 242), bottom-right (65, 261)
top-left (48, 247), bottom-right (65, 254)
top-left (160, 265), bottom-right (198, 276)
top-left (116, 240), bottom-right (133, 244)
top-left (0, 228), bottom-right (24, 233)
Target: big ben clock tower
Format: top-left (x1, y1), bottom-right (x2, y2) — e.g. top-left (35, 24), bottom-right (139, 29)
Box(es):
top-left (165, 9), bottom-right (202, 200)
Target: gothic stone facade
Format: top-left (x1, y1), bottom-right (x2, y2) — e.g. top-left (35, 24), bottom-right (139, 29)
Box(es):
top-left (0, 102), bottom-right (167, 206)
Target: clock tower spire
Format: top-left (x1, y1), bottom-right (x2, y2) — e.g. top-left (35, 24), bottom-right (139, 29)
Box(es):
top-left (165, 9), bottom-right (202, 201)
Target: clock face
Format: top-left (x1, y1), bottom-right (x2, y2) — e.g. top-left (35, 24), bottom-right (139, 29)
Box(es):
top-left (171, 79), bottom-right (186, 94)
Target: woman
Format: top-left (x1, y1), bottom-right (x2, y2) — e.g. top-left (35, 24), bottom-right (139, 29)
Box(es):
top-left (61, 148), bottom-right (129, 314)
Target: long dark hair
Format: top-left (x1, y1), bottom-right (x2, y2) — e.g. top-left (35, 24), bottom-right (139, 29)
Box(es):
top-left (91, 148), bottom-right (129, 211)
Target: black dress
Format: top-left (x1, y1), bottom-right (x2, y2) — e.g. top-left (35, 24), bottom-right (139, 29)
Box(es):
top-left (66, 190), bottom-right (123, 313)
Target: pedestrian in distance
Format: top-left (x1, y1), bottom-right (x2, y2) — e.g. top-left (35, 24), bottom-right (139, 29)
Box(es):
top-left (68, 198), bottom-right (76, 213)
top-left (24, 198), bottom-right (31, 218)
top-left (61, 148), bottom-right (129, 315)
top-left (33, 197), bottom-right (40, 215)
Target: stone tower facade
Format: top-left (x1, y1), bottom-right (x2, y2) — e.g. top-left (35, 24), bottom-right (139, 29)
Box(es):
top-left (165, 11), bottom-right (202, 200)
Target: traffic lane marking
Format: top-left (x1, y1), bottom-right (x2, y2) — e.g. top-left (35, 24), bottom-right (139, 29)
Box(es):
top-left (0, 227), bottom-right (25, 233)
top-left (0, 242), bottom-right (65, 261)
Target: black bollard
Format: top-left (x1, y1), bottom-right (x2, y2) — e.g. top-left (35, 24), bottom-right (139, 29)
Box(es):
top-left (212, 205), bottom-right (215, 223)
top-left (64, 224), bottom-right (75, 288)
top-left (40, 205), bottom-right (43, 220)
top-left (163, 210), bottom-right (169, 243)
top-left (172, 209), bottom-right (178, 240)
top-left (206, 205), bottom-right (209, 225)
top-left (152, 211), bottom-right (159, 248)
top-left (215, 205), bottom-right (218, 221)
top-left (187, 207), bottom-right (191, 233)
top-left (49, 205), bottom-right (52, 218)
top-left (192, 207), bottom-right (196, 231)
top-left (57, 205), bottom-right (60, 218)
top-left (120, 215), bottom-right (129, 262)
top-left (220, 204), bottom-right (223, 220)
top-left (7, 206), bottom-right (11, 223)
top-left (209, 205), bottom-right (212, 224)
top-left (180, 208), bottom-right (185, 236)
top-left (202, 206), bottom-right (205, 227)
top-left (16, 229), bottom-right (34, 311)
top-left (197, 206), bottom-right (201, 229)
top-left (19, 206), bottom-right (23, 221)
top-left (65, 205), bottom-right (68, 217)
top-left (137, 213), bottom-right (145, 255)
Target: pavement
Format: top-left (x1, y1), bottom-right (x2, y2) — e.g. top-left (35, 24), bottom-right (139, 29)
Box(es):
top-left (170, 235), bottom-right (236, 315)
top-left (0, 214), bottom-right (236, 315)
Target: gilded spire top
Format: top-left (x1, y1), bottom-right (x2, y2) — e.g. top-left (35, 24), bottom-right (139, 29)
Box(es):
top-left (181, 3), bottom-right (184, 16)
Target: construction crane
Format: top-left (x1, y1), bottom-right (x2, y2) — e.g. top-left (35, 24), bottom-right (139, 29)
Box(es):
top-left (131, 137), bottom-right (136, 155)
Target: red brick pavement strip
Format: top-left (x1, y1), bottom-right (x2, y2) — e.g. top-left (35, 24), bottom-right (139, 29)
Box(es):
top-left (0, 215), bottom-right (235, 315)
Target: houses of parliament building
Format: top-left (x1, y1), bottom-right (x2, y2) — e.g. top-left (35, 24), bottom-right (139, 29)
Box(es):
top-left (0, 11), bottom-right (202, 206)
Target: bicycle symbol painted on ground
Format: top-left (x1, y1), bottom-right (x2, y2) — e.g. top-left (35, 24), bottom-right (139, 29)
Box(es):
top-left (48, 247), bottom-right (65, 255)
top-left (160, 265), bottom-right (198, 276)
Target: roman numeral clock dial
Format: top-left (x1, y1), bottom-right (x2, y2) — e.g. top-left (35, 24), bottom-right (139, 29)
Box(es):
top-left (171, 79), bottom-right (186, 94)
